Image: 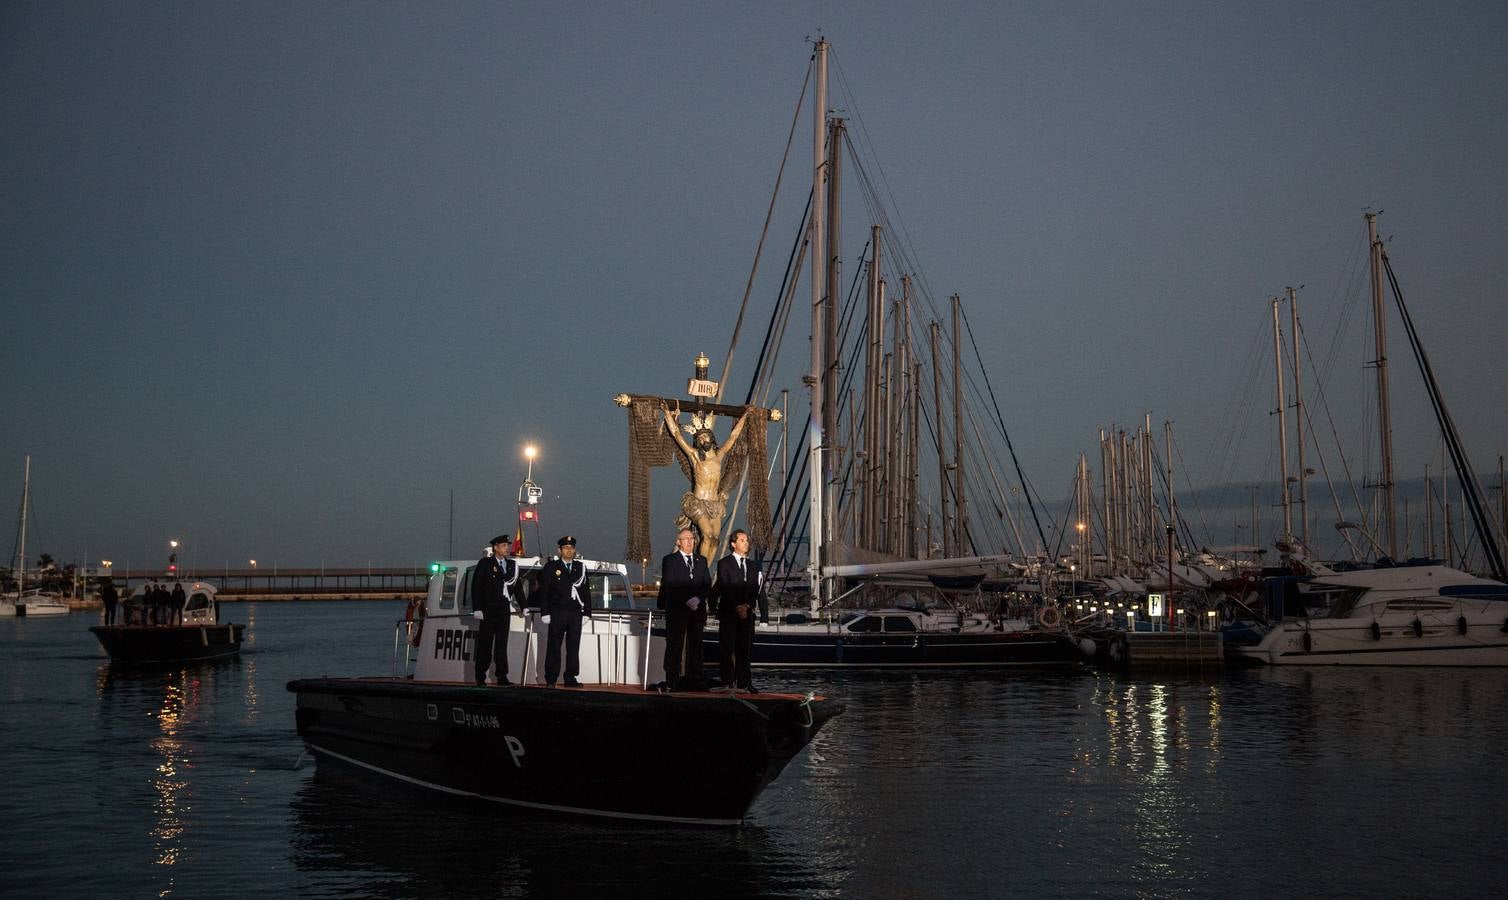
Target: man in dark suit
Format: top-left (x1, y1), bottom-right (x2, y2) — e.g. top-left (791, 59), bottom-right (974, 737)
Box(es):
top-left (100, 578), bottom-right (118, 626)
top-left (712, 528), bottom-right (762, 692)
top-left (657, 526), bottom-right (711, 691)
top-left (535, 535), bottom-right (592, 687)
top-left (472, 535), bottom-right (519, 686)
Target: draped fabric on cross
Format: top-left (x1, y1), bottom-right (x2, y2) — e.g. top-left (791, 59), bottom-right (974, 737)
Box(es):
top-left (625, 397), bottom-right (773, 563)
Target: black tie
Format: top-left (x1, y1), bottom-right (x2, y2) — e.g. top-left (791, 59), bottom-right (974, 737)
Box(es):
top-left (684, 555), bottom-right (692, 571)
top-left (739, 558), bottom-right (746, 580)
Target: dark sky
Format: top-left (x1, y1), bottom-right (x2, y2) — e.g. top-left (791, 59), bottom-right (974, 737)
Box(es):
top-left (4, 1), bottom-right (1505, 572)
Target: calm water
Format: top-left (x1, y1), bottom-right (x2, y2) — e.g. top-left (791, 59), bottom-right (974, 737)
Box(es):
top-left (2, 602), bottom-right (1506, 898)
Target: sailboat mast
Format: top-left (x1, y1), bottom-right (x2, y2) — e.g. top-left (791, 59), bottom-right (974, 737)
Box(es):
top-left (951, 295), bottom-right (965, 555)
top-left (1272, 297), bottom-right (1292, 538)
top-left (16, 455), bottom-right (29, 597)
top-left (806, 37), bottom-right (829, 603)
top-left (1368, 212), bottom-right (1398, 557)
top-left (1289, 286), bottom-right (1308, 545)
top-left (930, 321), bottom-right (949, 557)
top-left (1165, 420), bottom-right (1175, 546)
top-left (824, 117), bottom-right (844, 565)
top-left (864, 224), bottom-right (883, 550)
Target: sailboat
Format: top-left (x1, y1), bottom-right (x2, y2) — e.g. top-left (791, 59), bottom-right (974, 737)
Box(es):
top-left (1229, 214), bottom-right (1508, 665)
top-left (691, 39), bottom-right (1084, 669)
top-left (4, 456), bottom-right (68, 617)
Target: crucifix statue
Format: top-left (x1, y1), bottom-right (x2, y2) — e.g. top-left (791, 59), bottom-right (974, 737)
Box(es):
top-left (616, 352), bottom-right (779, 567)
top-left (663, 403), bottom-right (753, 561)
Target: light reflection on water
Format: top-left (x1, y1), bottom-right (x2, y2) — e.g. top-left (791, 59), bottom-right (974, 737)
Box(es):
top-left (3, 605), bottom-right (1508, 897)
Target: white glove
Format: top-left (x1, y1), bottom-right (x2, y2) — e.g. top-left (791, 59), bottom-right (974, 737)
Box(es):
top-left (472, 610), bottom-right (484, 620)
top-left (687, 597), bottom-right (701, 611)
top-left (541, 614), bottom-right (552, 625)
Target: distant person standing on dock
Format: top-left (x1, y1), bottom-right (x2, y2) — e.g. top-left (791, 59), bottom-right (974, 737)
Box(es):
top-left (657, 527), bottom-right (711, 691)
top-left (170, 582), bottom-right (186, 626)
top-left (100, 578), bottom-right (119, 626)
top-left (712, 528), bottom-right (762, 692)
top-left (472, 535), bottom-right (520, 686)
top-left (536, 536), bottom-right (592, 687)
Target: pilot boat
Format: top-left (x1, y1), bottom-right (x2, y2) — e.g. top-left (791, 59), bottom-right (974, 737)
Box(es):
top-left (89, 580), bottom-right (244, 663)
top-left (287, 553), bottom-right (843, 826)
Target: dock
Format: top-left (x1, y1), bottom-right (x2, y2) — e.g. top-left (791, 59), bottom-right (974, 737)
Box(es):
top-left (1125, 629), bottom-right (1224, 670)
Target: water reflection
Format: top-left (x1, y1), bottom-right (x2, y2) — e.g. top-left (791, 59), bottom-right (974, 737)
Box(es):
top-left (91, 657), bottom-right (247, 891)
top-left (287, 766), bottom-right (835, 898)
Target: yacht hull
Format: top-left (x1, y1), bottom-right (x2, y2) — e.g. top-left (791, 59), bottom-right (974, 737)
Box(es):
top-left (703, 625), bottom-right (1083, 668)
top-left (1231, 620), bottom-right (1508, 666)
top-left (287, 677), bottom-right (842, 826)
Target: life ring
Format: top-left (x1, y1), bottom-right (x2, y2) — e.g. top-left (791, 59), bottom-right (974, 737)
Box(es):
top-left (1037, 606), bottom-right (1062, 630)
top-left (405, 597), bottom-right (425, 648)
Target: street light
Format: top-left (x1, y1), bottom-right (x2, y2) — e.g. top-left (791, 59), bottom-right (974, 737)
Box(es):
top-left (249, 559), bottom-right (257, 569)
top-left (524, 444), bottom-right (538, 482)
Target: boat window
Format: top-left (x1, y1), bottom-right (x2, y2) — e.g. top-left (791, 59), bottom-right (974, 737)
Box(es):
top-left (458, 566), bottom-right (475, 613)
top-left (1324, 588), bottom-right (1367, 618)
top-left (598, 574), bottom-right (635, 610)
top-left (515, 566), bottom-right (538, 607)
top-left (883, 616), bottom-right (917, 633)
top-left (846, 616), bottom-right (881, 633)
top-left (186, 593), bottom-right (210, 611)
top-left (434, 566), bottom-right (460, 610)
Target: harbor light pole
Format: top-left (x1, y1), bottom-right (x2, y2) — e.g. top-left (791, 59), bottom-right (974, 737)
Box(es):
top-left (518, 445), bottom-right (543, 556)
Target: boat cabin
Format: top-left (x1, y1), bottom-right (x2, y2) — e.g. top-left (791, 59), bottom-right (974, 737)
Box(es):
top-left (122, 580), bottom-right (220, 626)
top-left (408, 556), bottom-right (666, 687)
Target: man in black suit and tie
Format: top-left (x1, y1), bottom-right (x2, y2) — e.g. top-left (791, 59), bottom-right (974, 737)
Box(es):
top-left (536, 535), bottom-right (593, 687)
top-left (657, 526), bottom-right (711, 691)
top-left (471, 535), bottom-right (519, 686)
top-left (712, 528), bottom-right (763, 692)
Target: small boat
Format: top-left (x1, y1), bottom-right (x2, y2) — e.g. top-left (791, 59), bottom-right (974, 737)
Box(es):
top-left (288, 554), bottom-right (843, 826)
top-left (89, 580), bottom-right (244, 663)
top-left (13, 589), bottom-right (69, 617)
top-left (705, 605), bottom-right (1087, 669)
top-left (1229, 565), bottom-right (1508, 666)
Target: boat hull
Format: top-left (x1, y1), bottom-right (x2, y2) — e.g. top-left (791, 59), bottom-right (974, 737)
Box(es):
top-left (89, 624), bottom-right (245, 663)
top-left (287, 677), bottom-right (842, 826)
top-left (1231, 620), bottom-right (1508, 666)
top-left (703, 626), bottom-right (1084, 668)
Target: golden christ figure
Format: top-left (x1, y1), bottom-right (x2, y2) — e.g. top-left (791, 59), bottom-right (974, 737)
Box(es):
top-left (662, 404), bottom-right (754, 562)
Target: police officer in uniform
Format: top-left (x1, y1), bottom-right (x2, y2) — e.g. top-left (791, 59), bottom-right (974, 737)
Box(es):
top-left (536, 536), bottom-right (592, 687)
top-left (472, 534), bottom-right (520, 686)
top-left (657, 526), bottom-right (711, 691)
top-left (712, 528), bottom-right (762, 692)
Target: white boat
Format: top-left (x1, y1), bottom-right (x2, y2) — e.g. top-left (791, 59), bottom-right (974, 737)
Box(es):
top-left (14, 588), bottom-right (68, 617)
top-left (1230, 565), bottom-right (1508, 666)
top-left (5, 456), bottom-right (67, 617)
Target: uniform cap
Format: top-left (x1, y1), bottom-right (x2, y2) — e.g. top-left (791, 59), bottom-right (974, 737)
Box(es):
top-left (557, 535), bottom-right (576, 547)
top-left (489, 535), bottom-right (511, 546)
